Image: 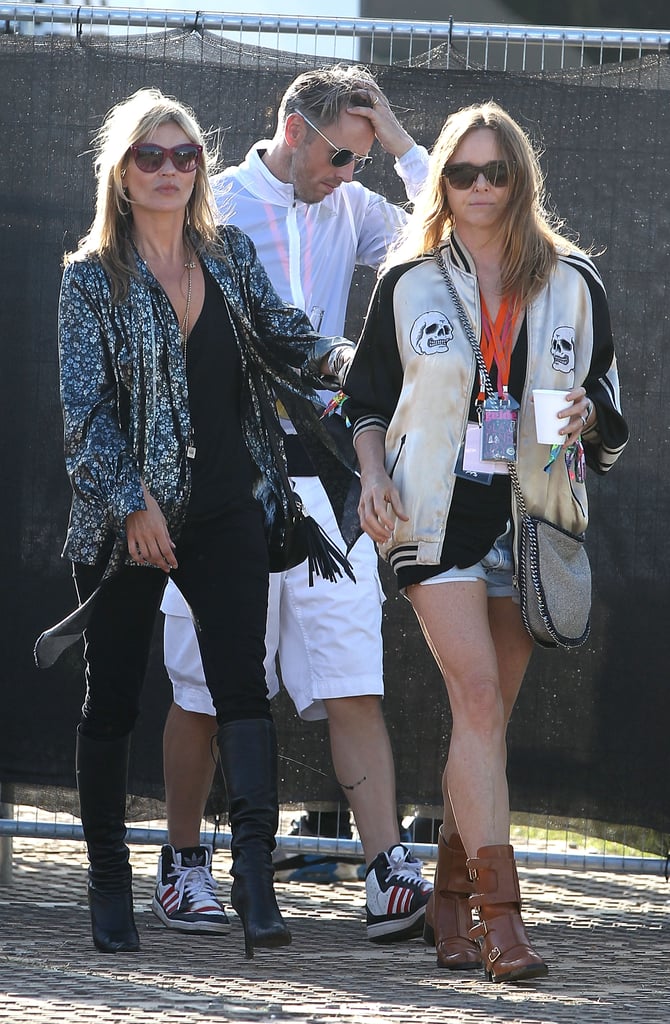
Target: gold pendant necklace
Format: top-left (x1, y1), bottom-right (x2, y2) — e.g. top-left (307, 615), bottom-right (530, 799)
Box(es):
top-left (181, 253), bottom-right (197, 460)
top-left (180, 255), bottom-right (195, 349)
top-left (138, 245), bottom-right (197, 460)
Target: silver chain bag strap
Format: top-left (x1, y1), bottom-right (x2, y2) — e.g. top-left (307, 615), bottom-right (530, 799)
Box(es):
top-left (433, 247), bottom-right (591, 648)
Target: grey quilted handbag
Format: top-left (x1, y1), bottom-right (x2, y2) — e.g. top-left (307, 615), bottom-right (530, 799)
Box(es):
top-left (514, 498), bottom-right (591, 649)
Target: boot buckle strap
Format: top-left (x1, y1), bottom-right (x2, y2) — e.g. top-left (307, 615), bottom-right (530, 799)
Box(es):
top-left (488, 945), bottom-right (501, 964)
top-left (469, 920), bottom-right (488, 940)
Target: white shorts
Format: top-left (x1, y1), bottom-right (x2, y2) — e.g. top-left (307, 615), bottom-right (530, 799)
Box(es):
top-left (161, 476), bottom-right (385, 721)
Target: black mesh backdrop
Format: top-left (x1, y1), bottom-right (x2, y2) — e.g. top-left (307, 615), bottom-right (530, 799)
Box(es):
top-left (1, 31), bottom-right (668, 852)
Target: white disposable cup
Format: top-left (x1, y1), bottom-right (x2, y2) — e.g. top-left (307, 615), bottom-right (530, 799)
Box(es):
top-left (532, 389), bottom-right (571, 445)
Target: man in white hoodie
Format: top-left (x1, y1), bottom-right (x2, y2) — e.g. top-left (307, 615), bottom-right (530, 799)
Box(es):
top-left (153, 66), bottom-right (432, 944)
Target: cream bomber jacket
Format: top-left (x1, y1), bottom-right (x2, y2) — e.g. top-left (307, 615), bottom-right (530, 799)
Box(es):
top-left (344, 235), bottom-right (629, 572)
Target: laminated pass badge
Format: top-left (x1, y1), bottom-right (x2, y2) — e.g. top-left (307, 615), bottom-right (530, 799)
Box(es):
top-left (480, 393), bottom-right (519, 463)
top-left (476, 290), bottom-right (520, 465)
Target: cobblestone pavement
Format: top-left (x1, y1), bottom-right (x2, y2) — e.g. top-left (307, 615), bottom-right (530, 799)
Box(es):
top-left (0, 838), bottom-right (668, 1024)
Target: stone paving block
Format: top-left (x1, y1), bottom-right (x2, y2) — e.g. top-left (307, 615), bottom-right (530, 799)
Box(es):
top-left (0, 839), bottom-right (667, 1023)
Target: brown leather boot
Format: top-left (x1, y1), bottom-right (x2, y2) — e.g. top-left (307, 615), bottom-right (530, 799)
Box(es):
top-left (467, 844), bottom-right (548, 983)
top-left (423, 829), bottom-right (481, 970)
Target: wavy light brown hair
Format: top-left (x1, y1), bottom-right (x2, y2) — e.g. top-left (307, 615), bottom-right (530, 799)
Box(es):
top-left (387, 101), bottom-right (582, 306)
top-left (277, 64), bottom-right (378, 128)
top-left (66, 88), bottom-right (221, 301)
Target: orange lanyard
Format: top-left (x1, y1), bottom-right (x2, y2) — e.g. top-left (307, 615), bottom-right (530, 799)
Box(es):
top-left (479, 292), bottom-right (518, 401)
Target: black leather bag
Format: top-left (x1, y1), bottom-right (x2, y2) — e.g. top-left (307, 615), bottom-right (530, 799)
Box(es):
top-left (256, 384), bottom-right (355, 586)
top-left (266, 487), bottom-right (309, 573)
top-left (266, 486), bottom-right (357, 585)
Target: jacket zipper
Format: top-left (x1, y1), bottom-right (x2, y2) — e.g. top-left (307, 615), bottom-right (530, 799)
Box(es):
top-left (388, 434), bottom-right (406, 478)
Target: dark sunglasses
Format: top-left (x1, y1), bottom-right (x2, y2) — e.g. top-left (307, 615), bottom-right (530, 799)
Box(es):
top-left (295, 110), bottom-right (373, 174)
top-left (442, 160), bottom-right (512, 190)
top-left (129, 142), bottom-right (203, 174)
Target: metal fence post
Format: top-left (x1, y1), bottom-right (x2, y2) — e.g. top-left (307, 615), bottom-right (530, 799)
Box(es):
top-left (0, 783), bottom-right (15, 883)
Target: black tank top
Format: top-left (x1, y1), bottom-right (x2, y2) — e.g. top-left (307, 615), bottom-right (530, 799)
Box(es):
top-left (185, 266), bottom-right (257, 523)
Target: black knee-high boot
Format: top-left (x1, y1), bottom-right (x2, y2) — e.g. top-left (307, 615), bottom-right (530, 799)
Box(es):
top-left (75, 728), bottom-right (140, 953)
top-left (217, 718), bottom-right (292, 958)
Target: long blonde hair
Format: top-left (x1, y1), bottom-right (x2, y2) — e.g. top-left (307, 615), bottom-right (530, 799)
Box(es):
top-left (388, 101), bottom-right (582, 306)
top-left (66, 88), bottom-right (221, 301)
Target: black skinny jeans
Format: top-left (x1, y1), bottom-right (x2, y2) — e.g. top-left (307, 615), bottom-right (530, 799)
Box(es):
top-left (75, 498), bottom-right (271, 740)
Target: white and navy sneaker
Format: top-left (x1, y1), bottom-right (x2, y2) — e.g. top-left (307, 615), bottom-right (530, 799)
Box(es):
top-left (365, 844), bottom-right (433, 943)
top-left (152, 844), bottom-right (230, 934)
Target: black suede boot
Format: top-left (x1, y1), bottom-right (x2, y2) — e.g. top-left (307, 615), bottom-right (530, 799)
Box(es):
top-left (76, 728), bottom-right (140, 953)
top-left (217, 718), bottom-right (292, 958)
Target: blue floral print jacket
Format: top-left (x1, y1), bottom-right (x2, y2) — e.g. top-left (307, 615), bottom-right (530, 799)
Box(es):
top-left (58, 225), bottom-right (352, 573)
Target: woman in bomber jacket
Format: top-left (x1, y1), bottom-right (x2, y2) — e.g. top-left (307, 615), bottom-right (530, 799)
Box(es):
top-left (345, 101), bottom-right (628, 983)
top-left (36, 89), bottom-right (356, 959)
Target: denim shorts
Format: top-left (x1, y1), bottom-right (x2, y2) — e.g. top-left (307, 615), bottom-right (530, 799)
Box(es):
top-left (418, 521), bottom-right (518, 599)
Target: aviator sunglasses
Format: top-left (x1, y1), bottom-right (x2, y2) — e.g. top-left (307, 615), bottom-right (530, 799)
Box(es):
top-left (294, 110), bottom-right (373, 174)
top-left (442, 160), bottom-right (513, 190)
top-left (129, 142), bottom-right (203, 174)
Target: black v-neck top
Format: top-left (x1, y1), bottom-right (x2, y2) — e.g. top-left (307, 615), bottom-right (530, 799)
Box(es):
top-left (184, 266), bottom-right (256, 522)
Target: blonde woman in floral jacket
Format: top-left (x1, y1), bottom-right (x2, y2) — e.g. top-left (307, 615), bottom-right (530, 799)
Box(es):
top-left (38, 88), bottom-right (355, 959)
